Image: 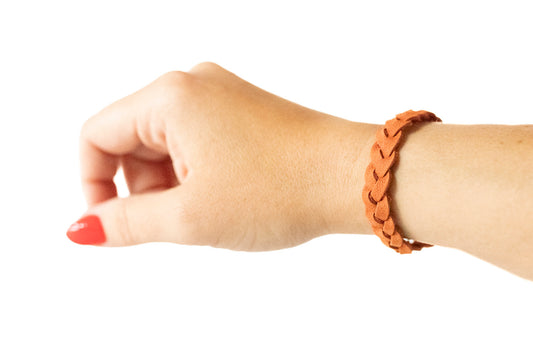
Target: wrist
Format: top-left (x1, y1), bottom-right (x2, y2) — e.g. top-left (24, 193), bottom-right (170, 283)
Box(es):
top-left (308, 115), bottom-right (378, 237)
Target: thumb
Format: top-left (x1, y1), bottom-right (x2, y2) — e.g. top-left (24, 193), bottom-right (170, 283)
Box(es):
top-left (66, 188), bottom-right (196, 247)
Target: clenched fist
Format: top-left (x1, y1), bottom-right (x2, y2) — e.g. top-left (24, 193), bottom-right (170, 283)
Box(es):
top-left (67, 62), bottom-right (374, 251)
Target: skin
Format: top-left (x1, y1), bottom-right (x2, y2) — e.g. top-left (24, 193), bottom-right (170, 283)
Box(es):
top-left (77, 62), bottom-right (533, 281)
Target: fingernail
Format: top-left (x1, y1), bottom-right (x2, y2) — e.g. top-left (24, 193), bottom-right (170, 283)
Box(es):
top-left (66, 215), bottom-right (106, 245)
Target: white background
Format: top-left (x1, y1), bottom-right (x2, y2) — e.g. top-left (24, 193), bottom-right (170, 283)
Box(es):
top-left (1, 0), bottom-right (532, 354)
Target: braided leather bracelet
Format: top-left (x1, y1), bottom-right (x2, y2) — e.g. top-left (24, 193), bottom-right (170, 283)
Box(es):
top-left (361, 110), bottom-right (442, 254)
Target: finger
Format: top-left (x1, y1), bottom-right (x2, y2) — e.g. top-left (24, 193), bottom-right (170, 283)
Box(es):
top-left (79, 74), bottom-right (171, 206)
top-left (121, 154), bottom-right (178, 194)
top-left (79, 142), bottom-right (119, 205)
top-left (67, 187), bottom-right (197, 247)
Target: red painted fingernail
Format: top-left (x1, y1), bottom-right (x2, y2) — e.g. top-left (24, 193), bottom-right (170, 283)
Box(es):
top-left (66, 215), bottom-right (106, 245)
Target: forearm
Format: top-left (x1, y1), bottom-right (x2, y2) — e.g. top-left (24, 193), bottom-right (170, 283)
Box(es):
top-left (321, 117), bottom-right (533, 280)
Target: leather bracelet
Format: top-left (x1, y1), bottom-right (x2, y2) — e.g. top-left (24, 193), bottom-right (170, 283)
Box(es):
top-left (361, 110), bottom-right (442, 254)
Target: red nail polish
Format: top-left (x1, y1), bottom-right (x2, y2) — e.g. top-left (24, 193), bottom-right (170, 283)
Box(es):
top-left (66, 215), bottom-right (106, 245)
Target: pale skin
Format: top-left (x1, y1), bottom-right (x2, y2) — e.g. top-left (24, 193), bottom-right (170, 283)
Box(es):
top-left (76, 62), bottom-right (533, 281)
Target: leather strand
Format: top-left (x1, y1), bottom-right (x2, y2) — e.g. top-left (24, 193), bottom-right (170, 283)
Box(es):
top-left (362, 110), bottom-right (442, 254)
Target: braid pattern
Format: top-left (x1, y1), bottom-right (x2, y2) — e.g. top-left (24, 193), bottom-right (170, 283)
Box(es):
top-left (362, 110), bottom-right (442, 254)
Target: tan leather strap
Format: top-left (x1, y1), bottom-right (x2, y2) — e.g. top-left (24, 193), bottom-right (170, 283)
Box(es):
top-left (362, 110), bottom-right (442, 254)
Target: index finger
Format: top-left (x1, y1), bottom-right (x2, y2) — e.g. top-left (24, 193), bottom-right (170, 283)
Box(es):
top-left (79, 74), bottom-right (168, 206)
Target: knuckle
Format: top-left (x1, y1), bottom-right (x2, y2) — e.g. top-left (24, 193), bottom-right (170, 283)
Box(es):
top-left (189, 61), bottom-right (222, 75)
top-left (163, 69), bottom-right (185, 77)
top-left (156, 70), bottom-right (196, 98)
top-left (152, 71), bottom-right (198, 118)
top-left (79, 117), bottom-right (92, 140)
top-left (159, 70), bottom-right (190, 83)
top-left (80, 111), bottom-right (102, 141)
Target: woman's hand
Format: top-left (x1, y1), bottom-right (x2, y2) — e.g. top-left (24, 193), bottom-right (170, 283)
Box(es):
top-left (67, 62), bottom-right (374, 250)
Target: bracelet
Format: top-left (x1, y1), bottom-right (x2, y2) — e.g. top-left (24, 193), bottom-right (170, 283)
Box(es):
top-left (361, 110), bottom-right (442, 254)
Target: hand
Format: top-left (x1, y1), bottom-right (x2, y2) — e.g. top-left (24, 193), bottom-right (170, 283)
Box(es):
top-left (67, 62), bottom-right (372, 250)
